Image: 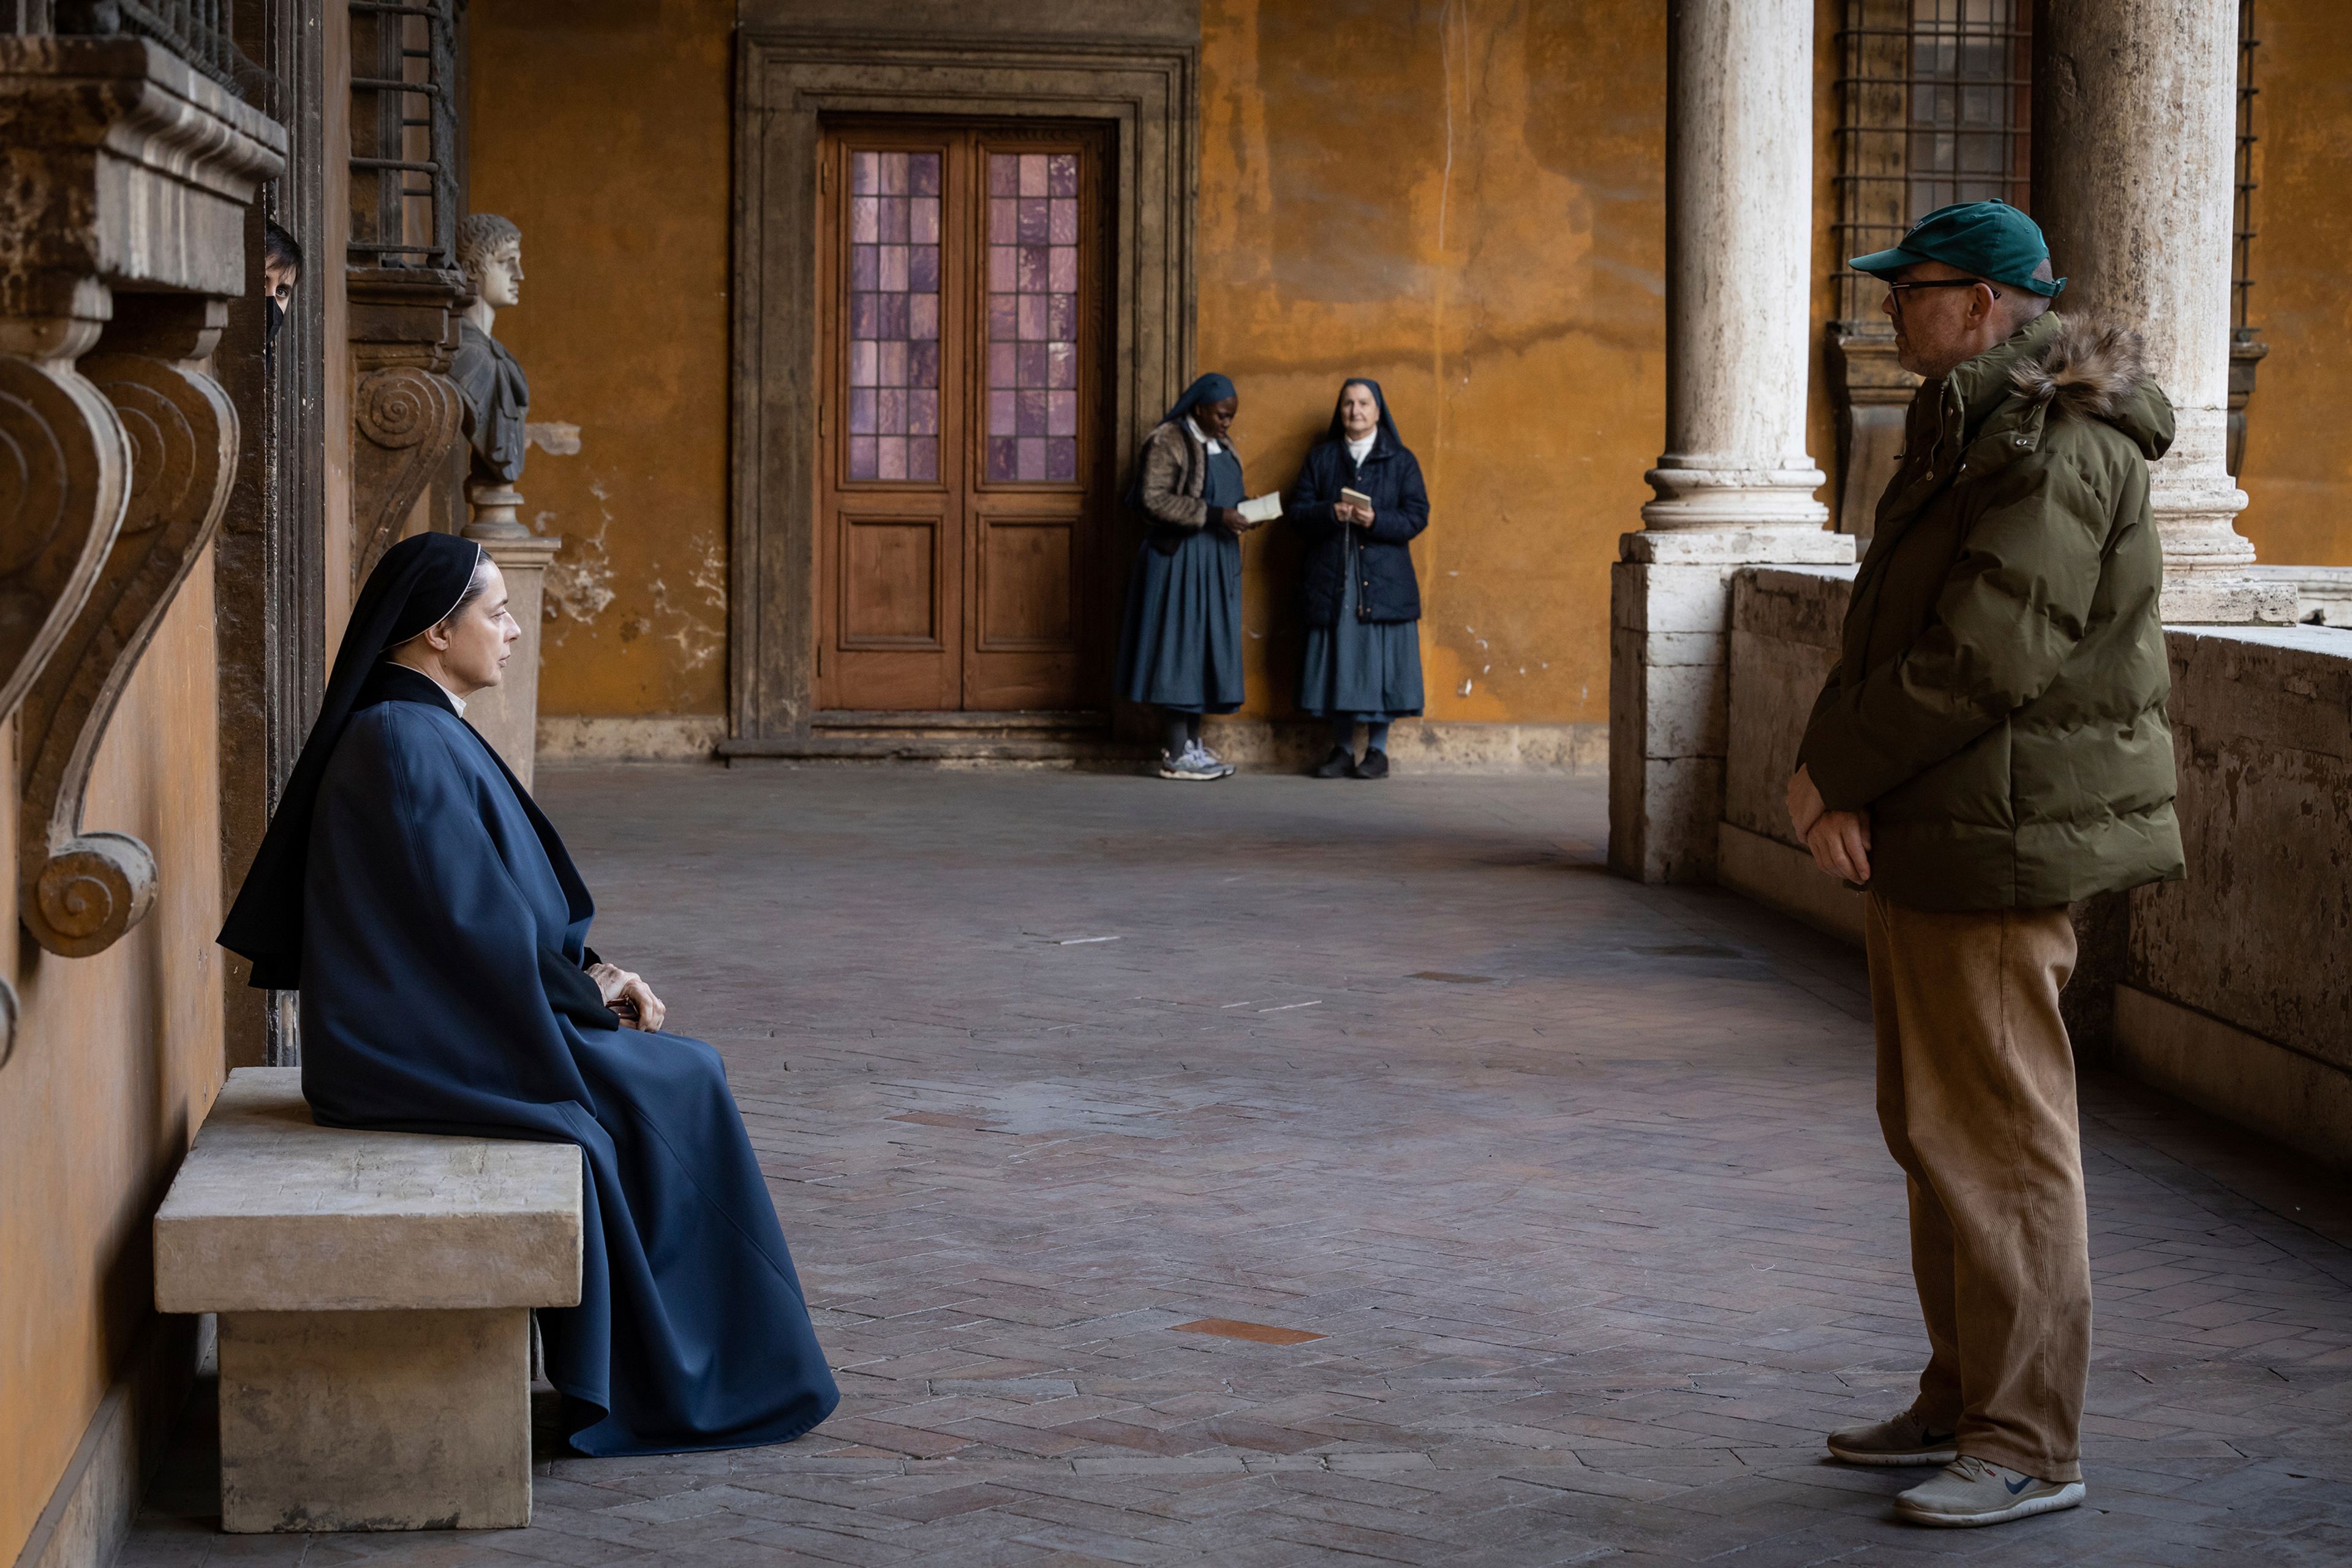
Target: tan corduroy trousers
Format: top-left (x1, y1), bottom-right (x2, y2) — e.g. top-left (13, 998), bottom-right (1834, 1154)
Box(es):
top-left (1863, 893), bottom-right (2090, 1485)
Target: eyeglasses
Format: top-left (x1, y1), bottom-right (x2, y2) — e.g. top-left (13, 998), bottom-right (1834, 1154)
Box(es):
top-left (1885, 277), bottom-right (2003, 309)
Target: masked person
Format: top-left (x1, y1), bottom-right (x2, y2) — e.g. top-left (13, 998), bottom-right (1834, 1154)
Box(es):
top-left (220, 533), bottom-right (839, 1457)
top-left (262, 217), bottom-right (301, 349)
top-left (1289, 377), bottom-right (1429, 778)
top-left (1117, 372), bottom-right (1265, 780)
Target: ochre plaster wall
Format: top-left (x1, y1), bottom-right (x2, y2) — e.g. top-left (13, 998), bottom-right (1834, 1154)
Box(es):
top-left (467, 0), bottom-right (1668, 729)
top-left (0, 562), bottom-right (227, 1559)
top-left (465, 0), bottom-right (736, 719)
top-left (1199, 0), bottom-right (1662, 723)
top-left (2235, 0), bottom-right (2352, 567)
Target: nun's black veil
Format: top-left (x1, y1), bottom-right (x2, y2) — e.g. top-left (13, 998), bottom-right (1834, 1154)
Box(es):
top-left (1322, 377), bottom-right (1403, 451)
top-left (220, 532), bottom-right (483, 989)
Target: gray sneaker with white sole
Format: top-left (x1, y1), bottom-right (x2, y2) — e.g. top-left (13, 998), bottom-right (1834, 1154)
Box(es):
top-left (1826, 1406), bottom-right (1959, 1466)
top-left (1894, 1455), bottom-right (2084, 1528)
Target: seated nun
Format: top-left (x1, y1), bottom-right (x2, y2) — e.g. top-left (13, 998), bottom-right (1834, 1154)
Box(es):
top-left (219, 532), bottom-right (838, 1457)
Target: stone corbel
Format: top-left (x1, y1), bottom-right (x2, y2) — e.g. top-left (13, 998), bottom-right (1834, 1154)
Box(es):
top-left (0, 37), bottom-right (282, 1053)
top-left (18, 296), bottom-right (237, 957)
top-left (349, 268), bottom-right (468, 585)
top-left (1826, 324), bottom-right (1918, 539)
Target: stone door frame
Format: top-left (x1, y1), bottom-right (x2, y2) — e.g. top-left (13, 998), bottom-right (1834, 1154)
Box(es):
top-left (729, 29), bottom-right (1197, 744)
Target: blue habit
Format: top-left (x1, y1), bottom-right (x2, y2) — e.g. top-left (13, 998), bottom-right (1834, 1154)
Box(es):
top-left (1116, 440), bottom-right (1246, 714)
top-left (297, 663), bottom-right (839, 1457)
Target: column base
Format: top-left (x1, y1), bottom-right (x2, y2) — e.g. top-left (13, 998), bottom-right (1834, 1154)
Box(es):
top-left (217, 1308), bottom-right (532, 1532)
top-left (1610, 529), bottom-right (1855, 884)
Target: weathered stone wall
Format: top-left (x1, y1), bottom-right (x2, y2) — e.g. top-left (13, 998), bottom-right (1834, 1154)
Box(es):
top-left (1718, 566), bottom-right (1863, 943)
top-left (2118, 627), bottom-right (2352, 1162)
top-left (1719, 565), bottom-right (2352, 1166)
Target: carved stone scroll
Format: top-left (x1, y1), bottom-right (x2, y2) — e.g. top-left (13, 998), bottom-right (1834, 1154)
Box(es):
top-left (0, 351), bottom-right (131, 724)
top-left (18, 300), bottom-right (236, 958)
top-left (353, 363), bottom-right (462, 584)
top-left (348, 266), bottom-right (468, 586)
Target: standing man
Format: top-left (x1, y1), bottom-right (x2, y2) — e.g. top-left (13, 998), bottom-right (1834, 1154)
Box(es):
top-left (1786, 201), bottom-right (2184, 1529)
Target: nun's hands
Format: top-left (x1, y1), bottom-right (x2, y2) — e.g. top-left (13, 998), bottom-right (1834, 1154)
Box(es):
top-left (587, 961), bottom-right (668, 1032)
top-left (1338, 501), bottom-right (1375, 528)
top-left (1216, 507), bottom-right (1257, 535)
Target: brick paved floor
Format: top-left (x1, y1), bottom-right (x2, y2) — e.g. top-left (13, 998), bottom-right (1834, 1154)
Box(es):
top-left (125, 768), bottom-right (2352, 1566)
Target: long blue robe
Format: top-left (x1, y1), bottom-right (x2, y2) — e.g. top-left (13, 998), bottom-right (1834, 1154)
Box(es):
top-left (297, 665), bottom-right (839, 1456)
top-left (1115, 443), bottom-right (1246, 714)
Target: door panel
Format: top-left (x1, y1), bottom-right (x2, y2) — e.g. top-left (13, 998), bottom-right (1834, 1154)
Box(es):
top-left (840, 516), bottom-right (940, 646)
top-left (976, 516), bottom-right (1076, 649)
top-left (817, 124), bottom-right (1107, 714)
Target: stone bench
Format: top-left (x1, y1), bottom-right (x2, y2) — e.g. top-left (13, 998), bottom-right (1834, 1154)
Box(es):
top-left (154, 1067), bottom-right (582, 1532)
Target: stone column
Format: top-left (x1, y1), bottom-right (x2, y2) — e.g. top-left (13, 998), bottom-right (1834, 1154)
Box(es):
top-left (1609, 0), bottom-right (1853, 885)
top-left (2033, 0), bottom-right (2294, 625)
top-left (462, 532), bottom-right (561, 791)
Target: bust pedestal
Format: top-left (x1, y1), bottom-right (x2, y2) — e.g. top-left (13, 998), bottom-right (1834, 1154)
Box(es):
top-left (461, 480), bottom-right (558, 790)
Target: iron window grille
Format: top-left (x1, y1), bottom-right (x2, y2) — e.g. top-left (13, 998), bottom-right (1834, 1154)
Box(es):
top-left (12, 0), bottom-right (274, 106)
top-left (347, 0), bottom-right (456, 270)
top-left (2234, 0), bottom-right (2260, 336)
top-left (1833, 0), bottom-right (2033, 332)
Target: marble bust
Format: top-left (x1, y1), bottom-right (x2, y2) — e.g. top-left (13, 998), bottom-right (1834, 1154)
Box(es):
top-left (451, 212), bottom-right (529, 488)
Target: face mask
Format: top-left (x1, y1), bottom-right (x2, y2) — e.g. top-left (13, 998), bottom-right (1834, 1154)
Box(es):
top-left (265, 297), bottom-right (285, 348)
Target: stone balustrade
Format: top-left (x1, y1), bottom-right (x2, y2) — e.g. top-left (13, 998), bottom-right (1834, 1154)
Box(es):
top-left (1716, 564), bottom-right (2352, 1170)
top-left (153, 1069), bottom-right (583, 1532)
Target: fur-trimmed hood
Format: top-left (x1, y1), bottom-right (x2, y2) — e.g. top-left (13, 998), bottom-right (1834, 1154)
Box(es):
top-left (2006, 315), bottom-right (2171, 458)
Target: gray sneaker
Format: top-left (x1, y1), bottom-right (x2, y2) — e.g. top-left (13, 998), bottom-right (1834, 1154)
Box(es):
top-left (1157, 743), bottom-right (1225, 782)
top-left (1894, 1455), bottom-right (2084, 1528)
top-left (1193, 741), bottom-right (1236, 777)
top-left (1826, 1407), bottom-right (1959, 1466)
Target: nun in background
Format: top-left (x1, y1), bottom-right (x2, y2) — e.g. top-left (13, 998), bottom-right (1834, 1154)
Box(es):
top-left (219, 533), bottom-right (838, 1458)
top-left (1117, 372), bottom-right (1267, 780)
top-left (1291, 377), bottom-right (1430, 778)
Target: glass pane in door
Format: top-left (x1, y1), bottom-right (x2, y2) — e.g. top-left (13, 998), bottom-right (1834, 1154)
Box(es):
top-left (847, 150), bottom-right (942, 482)
top-left (984, 151), bottom-right (1080, 484)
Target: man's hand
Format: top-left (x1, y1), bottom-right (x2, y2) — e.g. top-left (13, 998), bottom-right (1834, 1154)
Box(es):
top-left (1805, 810), bottom-right (1872, 885)
top-left (1786, 764), bottom-right (1828, 842)
top-left (587, 961), bottom-right (667, 1032)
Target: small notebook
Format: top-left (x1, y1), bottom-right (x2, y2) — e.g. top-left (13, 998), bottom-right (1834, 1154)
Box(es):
top-left (1339, 488), bottom-right (1373, 510)
top-left (1237, 492), bottom-right (1284, 524)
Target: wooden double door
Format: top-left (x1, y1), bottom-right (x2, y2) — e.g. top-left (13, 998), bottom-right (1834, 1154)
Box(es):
top-left (815, 123), bottom-right (1114, 713)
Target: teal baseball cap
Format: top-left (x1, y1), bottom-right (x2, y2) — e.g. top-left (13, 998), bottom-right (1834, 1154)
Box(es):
top-left (1849, 199), bottom-right (2066, 298)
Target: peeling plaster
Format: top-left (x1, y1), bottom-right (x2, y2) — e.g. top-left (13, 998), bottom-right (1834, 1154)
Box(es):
top-left (526, 421), bottom-right (582, 456)
top-left (543, 475), bottom-right (618, 623)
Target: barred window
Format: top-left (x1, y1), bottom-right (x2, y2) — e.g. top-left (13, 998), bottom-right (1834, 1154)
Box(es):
top-left (1833, 1), bottom-right (2032, 328)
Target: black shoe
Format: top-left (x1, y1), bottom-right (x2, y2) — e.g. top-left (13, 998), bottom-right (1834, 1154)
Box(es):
top-left (1311, 746), bottom-right (1355, 779)
top-left (1351, 748), bottom-right (1390, 780)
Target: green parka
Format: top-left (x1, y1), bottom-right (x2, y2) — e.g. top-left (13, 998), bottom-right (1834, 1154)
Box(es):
top-left (1796, 312), bottom-right (2187, 911)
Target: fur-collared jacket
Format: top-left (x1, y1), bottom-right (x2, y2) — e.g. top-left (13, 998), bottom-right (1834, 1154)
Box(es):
top-left (1796, 311), bottom-right (2187, 910)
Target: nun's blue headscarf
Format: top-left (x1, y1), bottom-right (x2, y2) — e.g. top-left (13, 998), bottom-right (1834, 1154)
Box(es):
top-left (1158, 372), bottom-right (1237, 429)
top-left (1128, 373), bottom-right (1238, 513)
top-left (1324, 377), bottom-right (1403, 453)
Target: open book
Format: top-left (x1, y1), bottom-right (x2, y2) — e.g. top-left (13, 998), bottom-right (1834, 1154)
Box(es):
top-left (1237, 492), bottom-right (1284, 524)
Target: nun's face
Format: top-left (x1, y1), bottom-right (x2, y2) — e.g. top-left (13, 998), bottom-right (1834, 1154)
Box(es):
top-left (1338, 383), bottom-right (1379, 440)
top-left (1197, 395), bottom-right (1237, 441)
top-left (436, 561), bottom-right (524, 693)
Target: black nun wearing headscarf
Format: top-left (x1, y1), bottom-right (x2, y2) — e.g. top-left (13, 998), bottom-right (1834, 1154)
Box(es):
top-left (1289, 377), bottom-right (1429, 778)
top-left (220, 532), bottom-right (838, 1457)
top-left (1115, 372), bottom-right (1261, 780)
